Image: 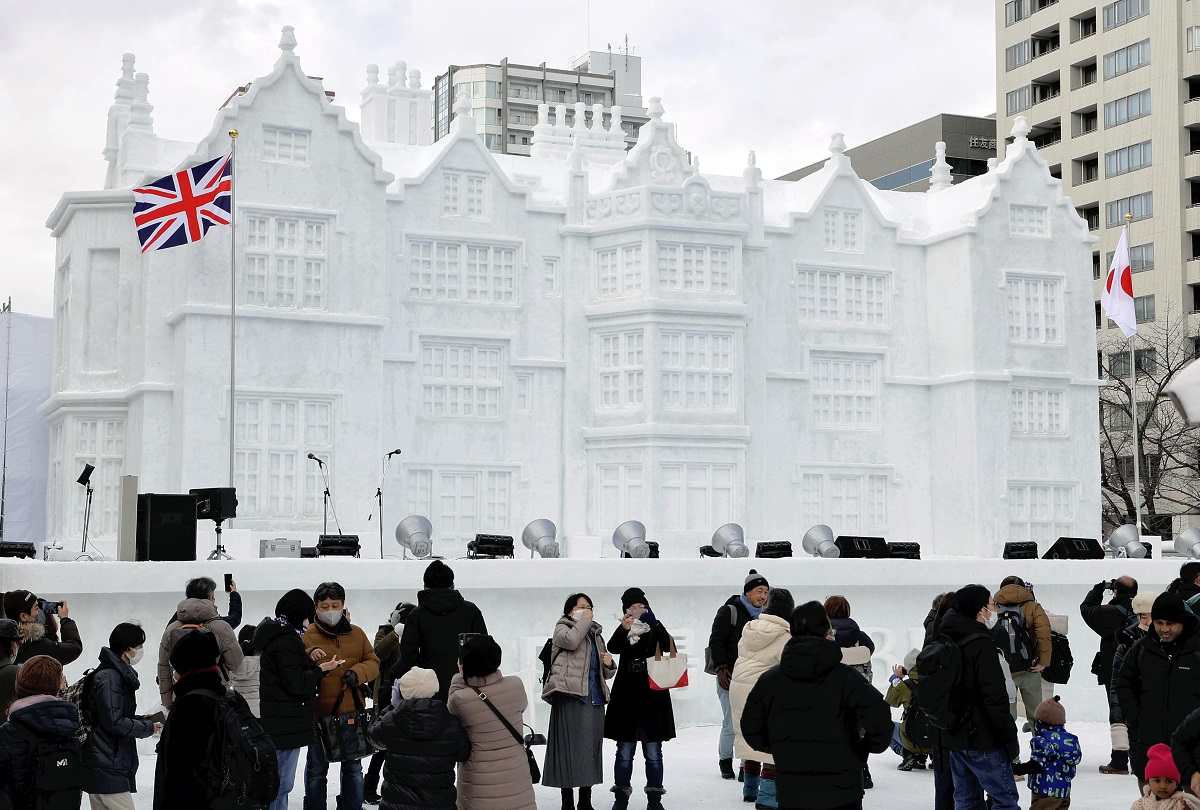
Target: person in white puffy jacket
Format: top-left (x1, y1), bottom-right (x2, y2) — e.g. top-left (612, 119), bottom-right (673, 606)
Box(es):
top-left (229, 624), bottom-right (262, 717)
top-left (729, 588), bottom-right (794, 809)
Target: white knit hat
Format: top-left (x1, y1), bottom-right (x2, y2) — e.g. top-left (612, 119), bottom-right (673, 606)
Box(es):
top-left (1132, 592), bottom-right (1158, 615)
top-left (398, 666), bottom-right (439, 700)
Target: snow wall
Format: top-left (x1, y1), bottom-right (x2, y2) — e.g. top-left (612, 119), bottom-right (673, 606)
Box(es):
top-left (0, 557), bottom-right (1176, 729)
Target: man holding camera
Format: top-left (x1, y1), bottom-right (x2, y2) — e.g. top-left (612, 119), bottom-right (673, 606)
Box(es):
top-left (3, 590), bottom-right (82, 666)
top-left (1081, 576), bottom-right (1139, 775)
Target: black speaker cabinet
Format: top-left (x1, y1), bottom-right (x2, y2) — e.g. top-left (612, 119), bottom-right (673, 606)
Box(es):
top-left (1003, 541), bottom-right (1039, 560)
top-left (1042, 536), bottom-right (1104, 560)
top-left (887, 542), bottom-right (921, 560)
top-left (136, 493), bottom-right (197, 561)
top-left (834, 535), bottom-right (890, 559)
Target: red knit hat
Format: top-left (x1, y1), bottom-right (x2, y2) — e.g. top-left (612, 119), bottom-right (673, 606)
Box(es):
top-left (1145, 743), bottom-right (1181, 783)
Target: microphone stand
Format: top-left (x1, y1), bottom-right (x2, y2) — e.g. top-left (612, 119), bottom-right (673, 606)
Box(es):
top-left (378, 450), bottom-right (400, 559)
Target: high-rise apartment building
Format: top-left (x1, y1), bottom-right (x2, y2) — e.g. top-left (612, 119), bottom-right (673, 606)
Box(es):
top-left (433, 50), bottom-right (649, 155)
top-left (996, 0), bottom-right (1200, 534)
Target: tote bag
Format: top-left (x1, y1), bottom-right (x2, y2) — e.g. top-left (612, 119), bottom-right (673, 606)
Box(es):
top-left (316, 685), bottom-right (377, 763)
top-left (647, 638), bottom-right (689, 691)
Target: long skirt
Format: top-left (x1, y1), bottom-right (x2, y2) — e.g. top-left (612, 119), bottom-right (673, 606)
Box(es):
top-left (542, 698), bottom-right (605, 788)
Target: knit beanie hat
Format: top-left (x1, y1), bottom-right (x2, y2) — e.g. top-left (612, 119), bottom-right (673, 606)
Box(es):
top-left (398, 666), bottom-right (440, 700)
top-left (0, 619), bottom-right (19, 641)
top-left (903, 648), bottom-right (920, 673)
top-left (423, 560), bottom-right (454, 590)
top-left (238, 624), bottom-right (256, 657)
top-left (1145, 743), bottom-right (1181, 783)
top-left (764, 588), bottom-right (795, 619)
top-left (1132, 592), bottom-right (1158, 615)
top-left (15, 655), bottom-right (62, 698)
top-left (3, 590), bottom-right (36, 621)
top-left (1152, 593), bottom-right (1190, 625)
top-left (744, 569), bottom-right (769, 594)
top-left (275, 588), bottom-right (316, 629)
top-left (170, 629), bottom-right (220, 675)
top-left (460, 634), bottom-right (502, 679)
top-left (953, 585), bottom-right (991, 620)
top-left (621, 587), bottom-right (649, 612)
top-left (108, 622), bottom-right (146, 655)
top-left (790, 601), bottom-right (831, 638)
top-left (1034, 695), bottom-right (1066, 726)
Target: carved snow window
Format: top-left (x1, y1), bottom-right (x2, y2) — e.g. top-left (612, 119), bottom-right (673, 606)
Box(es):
top-left (810, 354), bottom-right (880, 429)
top-left (796, 266), bottom-right (888, 326)
top-left (1009, 205), bottom-right (1049, 238)
top-left (234, 396), bottom-right (332, 519)
top-left (543, 257), bottom-right (560, 297)
top-left (1010, 387), bottom-right (1067, 436)
top-left (596, 463), bottom-right (643, 536)
top-left (515, 374), bottom-right (532, 412)
top-left (261, 126), bottom-right (310, 165)
top-left (420, 342), bottom-right (503, 418)
top-left (405, 468), bottom-right (512, 547)
top-left (244, 214), bottom-right (328, 309)
top-left (1006, 274), bottom-right (1063, 344)
top-left (796, 470), bottom-right (888, 533)
top-left (594, 244), bottom-right (643, 298)
top-left (656, 243), bottom-right (735, 293)
top-left (64, 416), bottom-right (125, 536)
top-left (660, 463), bottom-right (735, 531)
top-left (1008, 482), bottom-right (1075, 543)
top-left (408, 239), bottom-right (518, 304)
top-left (442, 171), bottom-right (487, 219)
top-left (598, 331), bottom-right (644, 408)
top-left (660, 331), bottom-right (735, 411)
top-left (54, 261), bottom-right (69, 386)
top-left (822, 208), bottom-right (863, 252)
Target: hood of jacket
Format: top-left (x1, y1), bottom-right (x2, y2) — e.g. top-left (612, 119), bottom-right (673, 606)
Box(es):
top-left (830, 616), bottom-right (863, 647)
top-left (174, 598), bottom-right (219, 624)
top-left (778, 635), bottom-right (844, 682)
top-left (388, 698), bottom-right (451, 741)
top-left (17, 621), bottom-right (44, 645)
top-left (97, 646), bottom-right (140, 690)
top-left (417, 588), bottom-right (467, 616)
top-left (9, 696), bottom-right (79, 742)
top-left (253, 616), bottom-right (299, 652)
top-left (739, 614), bottom-right (791, 655)
top-left (173, 669), bottom-right (225, 699)
top-left (995, 583), bottom-right (1036, 607)
top-left (938, 609), bottom-right (992, 645)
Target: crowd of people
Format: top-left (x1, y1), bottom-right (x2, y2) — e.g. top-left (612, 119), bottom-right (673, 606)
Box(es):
top-left (6, 560), bottom-right (1200, 808)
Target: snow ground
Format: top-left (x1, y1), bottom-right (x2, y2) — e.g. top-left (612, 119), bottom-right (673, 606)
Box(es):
top-left (131, 720), bottom-right (1139, 809)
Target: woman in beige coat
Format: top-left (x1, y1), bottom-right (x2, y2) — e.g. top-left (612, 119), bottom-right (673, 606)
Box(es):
top-left (729, 588), bottom-right (794, 809)
top-left (447, 634), bottom-right (536, 810)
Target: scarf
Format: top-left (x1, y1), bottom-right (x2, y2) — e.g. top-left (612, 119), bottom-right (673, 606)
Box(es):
top-left (739, 595), bottom-right (763, 620)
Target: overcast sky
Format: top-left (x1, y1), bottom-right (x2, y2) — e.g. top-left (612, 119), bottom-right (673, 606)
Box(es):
top-left (0, 1), bottom-right (995, 317)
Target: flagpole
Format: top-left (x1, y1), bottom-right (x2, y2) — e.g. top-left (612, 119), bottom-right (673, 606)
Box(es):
top-left (1125, 212), bottom-right (1142, 536)
top-left (228, 129), bottom-right (239, 489)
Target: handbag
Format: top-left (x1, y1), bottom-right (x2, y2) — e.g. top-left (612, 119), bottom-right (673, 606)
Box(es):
top-left (647, 638), bottom-right (689, 691)
top-left (316, 683), bottom-right (377, 763)
top-left (470, 685), bottom-right (542, 784)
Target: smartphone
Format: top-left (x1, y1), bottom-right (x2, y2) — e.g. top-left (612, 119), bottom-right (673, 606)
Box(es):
top-left (39, 600), bottom-right (61, 617)
top-left (224, 574), bottom-right (233, 593)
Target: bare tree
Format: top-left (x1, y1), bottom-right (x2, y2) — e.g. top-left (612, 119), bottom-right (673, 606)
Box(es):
top-left (1098, 307), bottom-right (1200, 536)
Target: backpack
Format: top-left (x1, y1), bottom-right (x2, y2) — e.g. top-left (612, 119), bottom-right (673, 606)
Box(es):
top-left (18, 727), bottom-right (86, 810)
top-left (991, 605), bottom-right (1035, 673)
top-left (190, 688), bottom-right (279, 805)
top-left (704, 604), bottom-right (740, 676)
top-left (538, 639), bottom-right (565, 685)
top-left (911, 632), bottom-right (988, 744)
top-left (62, 669), bottom-right (97, 746)
top-left (1041, 630), bottom-right (1074, 684)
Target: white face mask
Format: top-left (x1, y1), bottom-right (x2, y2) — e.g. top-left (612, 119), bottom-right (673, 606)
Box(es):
top-left (571, 609), bottom-right (589, 622)
top-left (984, 611), bottom-right (999, 630)
top-left (127, 647), bottom-right (144, 666)
top-left (318, 610), bottom-right (342, 627)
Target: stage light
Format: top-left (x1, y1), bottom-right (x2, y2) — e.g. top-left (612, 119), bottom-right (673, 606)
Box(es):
top-left (467, 534), bottom-right (515, 559)
top-left (801, 524), bottom-right (839, 558)
top-left (395, 515), bottom-right (433, 559)
top-left (1176, 528), bottom-right (1200, 559)
top-left (1003, 541), bottom-right (1039, 560)
top-left (612, 520), bottom-right (651, 559)
top-left (711, 523), bottom-right (750, 558)
top-left (521, 519), bottom-right (560, 558)
top-left (755, 541), bottom-right (793, 559)
top-left (76, 464), bottom-right (95, 487)
top-left (1106, 524), bottom-right (1147, 559)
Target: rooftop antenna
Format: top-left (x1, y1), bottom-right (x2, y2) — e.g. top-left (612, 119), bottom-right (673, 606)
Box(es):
top-left (0, 298), bottom-right (11, 543)
top-left (624, 34), bottom-right (630, 69)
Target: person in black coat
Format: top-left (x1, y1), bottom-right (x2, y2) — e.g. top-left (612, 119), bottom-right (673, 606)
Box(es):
top-left (741, 602), bottom-right (891, 810)
top-left (1117, 592), bottom-right (1200, 784)
top-left (0, 655), bottom-right (79, 810)
top-left (1168, 562), bottom-right (1200, 603)
top-left (933, 587), bottom-right (1021, 810)
top-left (84, 623), bottom-right (160, 802)
top-left (0, 619), bottom-right (21, 716)
top-left (394, 561), bottom-right (487, 702)
top-left (368, 666), bottom-right (470, 810)
top-left (707, 570), bottom-right (769, 780)
top-left (604, 588), bottom-right (675, 810)
top-left (3, 590), bottom-right (83, 666)
top-left (254, 589), bottom-right (328, 810)
top-left (1080, 576), bottom-right (1137, 774)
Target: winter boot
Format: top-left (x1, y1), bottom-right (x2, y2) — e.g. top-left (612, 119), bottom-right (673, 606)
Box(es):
top-left (578, 786), bottom-right (595, 810)
top-left (611, 786), bottom-right (632, 810)
top-left (646, 787), bottom-right (666, 810)
top-left (913, 753), bottom-right (928, 770)
top-left (561, 788), bottom-right (576, 810)
top-left (862, 764), bottom-right (874, 789)
top-left (1100, 749), bottom-right (1130, 775)
top-left (897, 751), bottom-right (918, 772)
top-left (719, 758), bottom-right (736, 780)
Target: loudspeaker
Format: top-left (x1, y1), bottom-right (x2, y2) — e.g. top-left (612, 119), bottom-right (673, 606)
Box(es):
top-left (317, 534), bottom-right (361, 557)
top-left (136, 494), bottom-right (197, 562)
top-left (887, 542), bottom-right (921, 560)
top-left (1003, 541), bottom-right (1039, 560)
top-left (190, 487), bottom-right (237, 522)
top-left (834, 535), bottom-right (890, 559)
top-left (1042, 536), bottom-right (1104, 560)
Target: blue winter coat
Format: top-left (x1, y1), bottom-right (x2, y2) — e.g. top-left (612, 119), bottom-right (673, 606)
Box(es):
top-left (1028, 724), bottom-right (1082, 798)
top-left (84, 647), bottom-right (156, 793)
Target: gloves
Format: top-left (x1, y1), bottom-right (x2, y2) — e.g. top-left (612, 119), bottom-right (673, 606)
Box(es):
top-left (716, 666), bottom-right (733, 691)
top-left (342, 669), bottom-right (359, 689)
top-left (1011, 760), bottom-right (1043, 776)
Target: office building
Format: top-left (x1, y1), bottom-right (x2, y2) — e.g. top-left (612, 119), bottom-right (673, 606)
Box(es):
top-left (778, 114), bottom-right (997, 191)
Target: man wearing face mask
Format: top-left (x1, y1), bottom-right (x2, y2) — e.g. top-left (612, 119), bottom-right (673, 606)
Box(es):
top-left (1081, 576), bottom-right (1139, 775)
top-left (84, 622), bottom-right (160, 810)
top-left (933, 584), bottom-right (1021, 810)
top-left (303, 582), bottom-right (380, 810)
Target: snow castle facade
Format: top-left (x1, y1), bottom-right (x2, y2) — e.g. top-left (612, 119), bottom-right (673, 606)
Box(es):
top-left (43, 28), bottom-right (1101, 558)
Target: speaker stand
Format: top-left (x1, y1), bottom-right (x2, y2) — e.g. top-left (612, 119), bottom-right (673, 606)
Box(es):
top-left (207, 520), bottom-right (233, 561)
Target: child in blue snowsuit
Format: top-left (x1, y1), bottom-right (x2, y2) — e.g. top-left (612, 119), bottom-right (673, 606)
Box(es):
top-left (1024, 695), bottom-right (1082, 809)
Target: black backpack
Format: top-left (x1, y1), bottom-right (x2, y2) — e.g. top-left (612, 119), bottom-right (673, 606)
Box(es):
top-left (911, 633), bottom-right (987, 743)
top-left (1041, 630), bottom-right (1074, 684)
top-left (538, 639), bottom-right (564, 685)
top-left (22, 730), bottom-right (86, 810)
top-left (191, 688), bottom-right (279, 806)
top-left (991, 605), bottom-right (1035, 673)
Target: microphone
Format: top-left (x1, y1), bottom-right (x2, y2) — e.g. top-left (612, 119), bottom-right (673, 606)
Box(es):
top-left (386, 448), bottom-right (403, 458)
top-left (306, 452), bottom-right (325, 466)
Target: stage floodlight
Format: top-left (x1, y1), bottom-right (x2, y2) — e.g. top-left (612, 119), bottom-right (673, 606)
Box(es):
top-left (76, 463), bottom-right (95, 487)
top-left (395, 515), bottom-right (434, 559)
top-left (801, 524), bottom-right (839, 558)
top-left (521, 519), bottom-right (560, 558)
top-left (467, 534), bottom-right (514, 559)
top-left (612, 520), bottom-right (651, 559)
top-left (711, 523), bottom-right (750, 559)
top-left (1107, 524), bottom-right (1147, 559)
top-left (755, 541), bottom-right (793, 559)
top-left (1176, 528), bottom-right (1200, 559)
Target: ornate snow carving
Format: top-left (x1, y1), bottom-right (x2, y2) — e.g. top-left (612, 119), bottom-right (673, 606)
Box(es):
top-left (611, 97), bottom-right (696, 190)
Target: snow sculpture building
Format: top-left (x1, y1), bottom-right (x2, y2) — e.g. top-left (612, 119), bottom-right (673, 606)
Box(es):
top-left (43, 28), bottom-right (1100, 558)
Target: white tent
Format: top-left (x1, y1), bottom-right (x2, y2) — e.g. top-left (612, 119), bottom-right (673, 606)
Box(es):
top-left (0, 309), bottom-right (51, 543)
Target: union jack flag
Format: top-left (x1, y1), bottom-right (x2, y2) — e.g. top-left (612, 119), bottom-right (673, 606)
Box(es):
top-left (131, 153), bottom-right (232, 253)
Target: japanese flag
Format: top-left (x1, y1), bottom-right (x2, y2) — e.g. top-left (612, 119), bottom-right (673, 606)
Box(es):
top-left (1102, 228), bottom-right (1137, 338)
